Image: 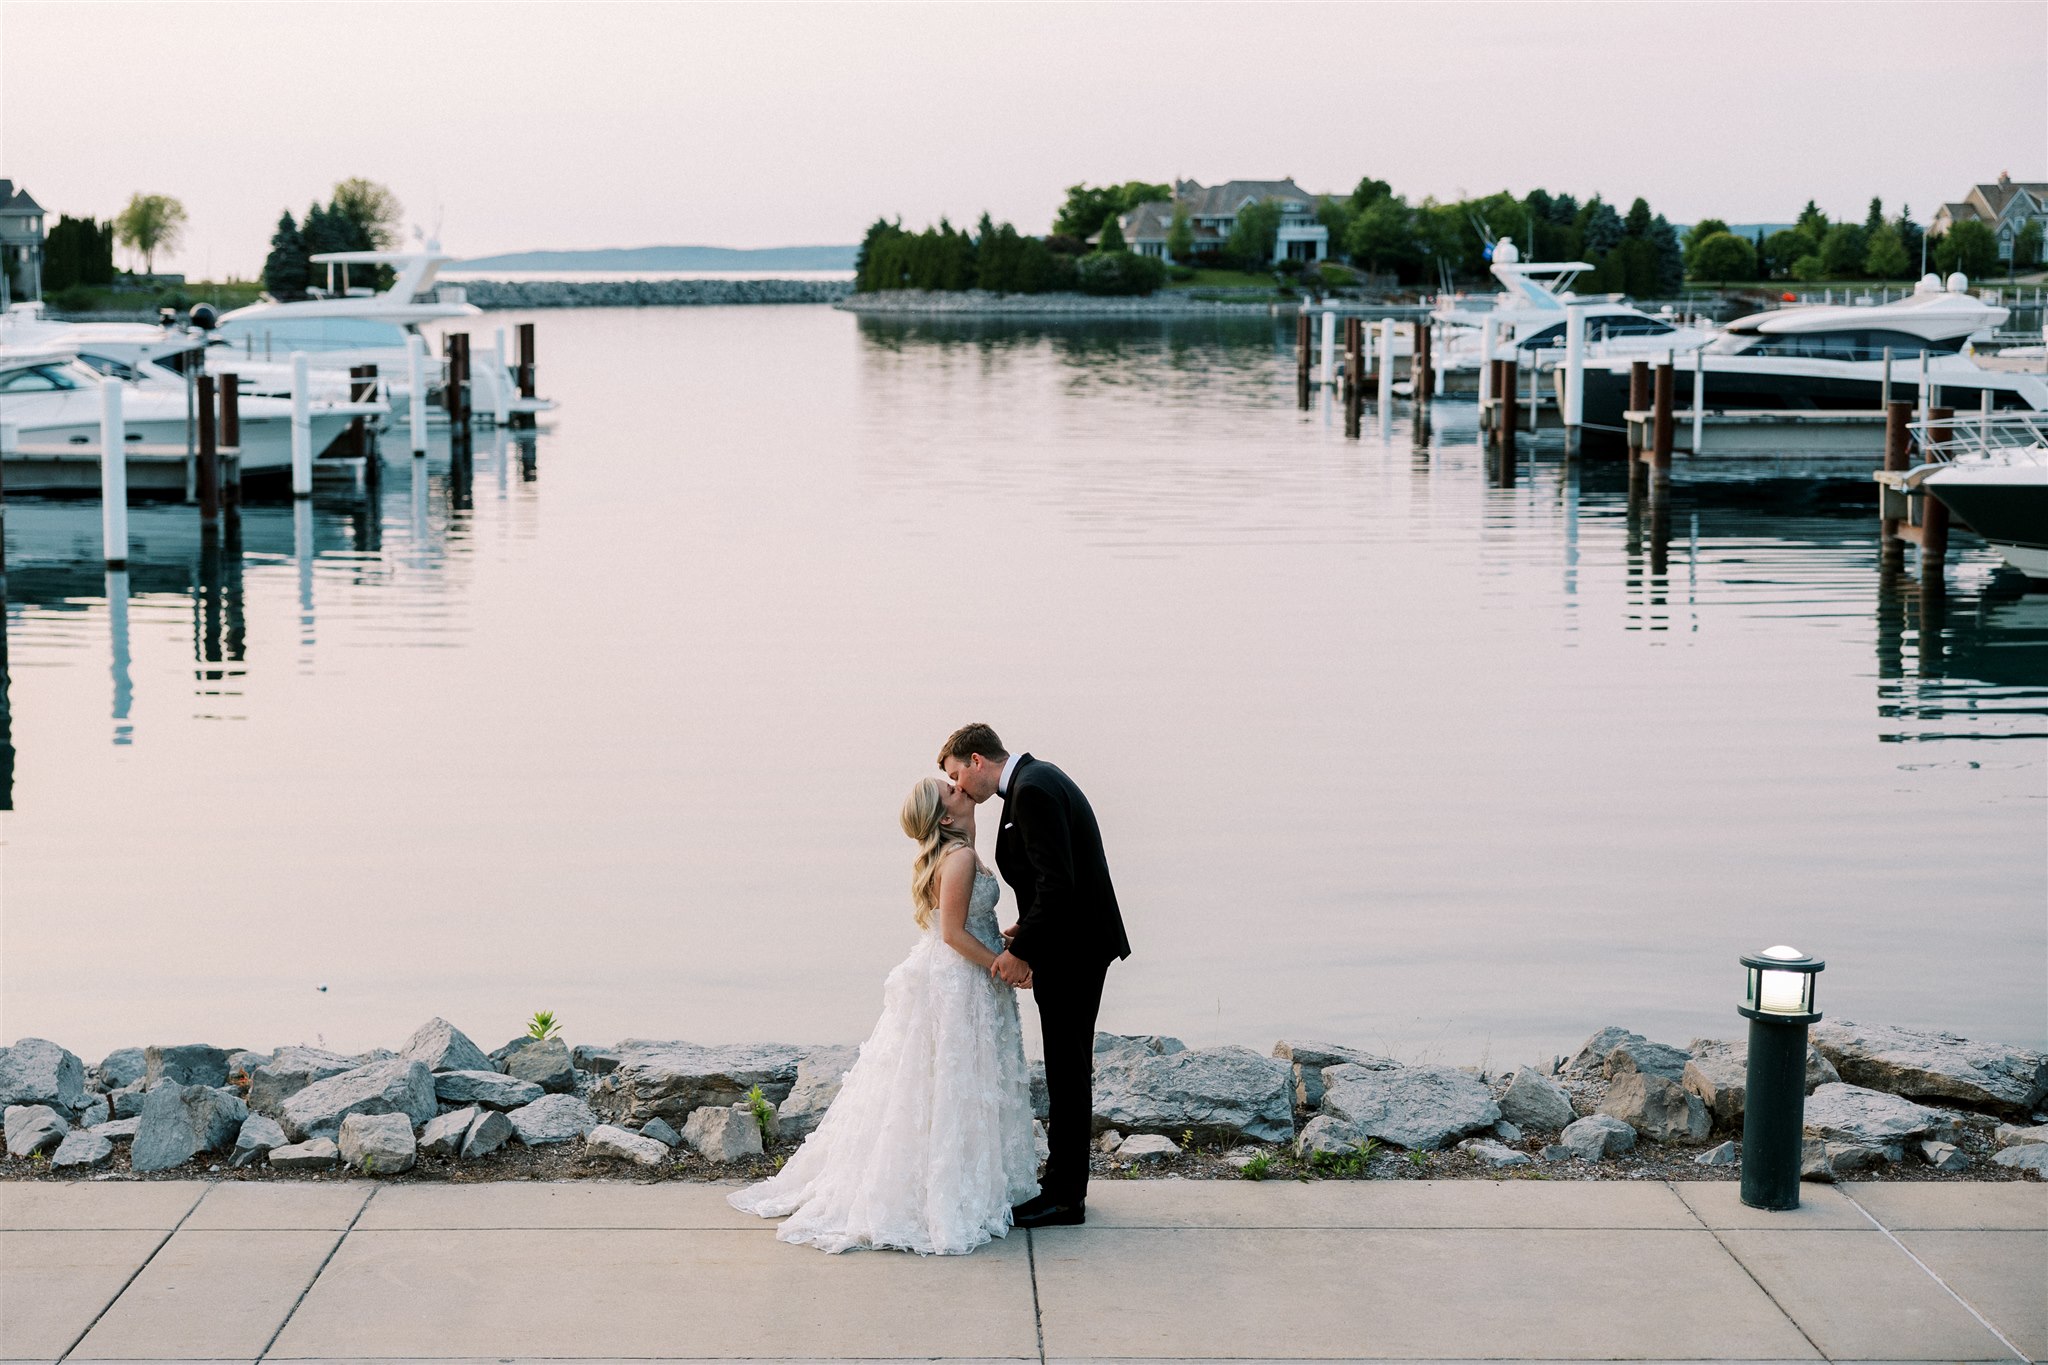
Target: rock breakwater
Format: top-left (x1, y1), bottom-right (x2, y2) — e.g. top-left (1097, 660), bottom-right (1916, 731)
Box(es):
top-left (455, 278), bottom-right (852, 309)
top-left (836, 288), bottom-right (1288, 317)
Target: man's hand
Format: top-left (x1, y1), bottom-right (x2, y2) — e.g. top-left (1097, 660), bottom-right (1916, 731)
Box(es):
top-left (1001, 924), bottom-right (1018, 942)
top-left (990, 949), bottom-right (1031, 988)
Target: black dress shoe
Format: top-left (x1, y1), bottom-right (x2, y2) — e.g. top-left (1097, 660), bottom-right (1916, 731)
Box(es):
top-left (1013, 1199), bottom-right (1085, 1228)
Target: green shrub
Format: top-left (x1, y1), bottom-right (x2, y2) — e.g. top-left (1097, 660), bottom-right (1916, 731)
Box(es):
top-left (1075, 250), bottom-right (1165, 296)
top-left (47, 284), bottom-right (100, 313)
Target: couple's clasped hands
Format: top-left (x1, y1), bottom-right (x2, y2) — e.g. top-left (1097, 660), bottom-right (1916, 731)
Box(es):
top-left (990, 927), bottom-right (1033, 989)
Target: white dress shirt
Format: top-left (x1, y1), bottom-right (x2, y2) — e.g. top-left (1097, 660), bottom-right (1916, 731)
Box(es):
top-left (997, 751), bottom-right (1023, 798)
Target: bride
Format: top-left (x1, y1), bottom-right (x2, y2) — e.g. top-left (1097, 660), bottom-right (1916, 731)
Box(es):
top-left (727, 775), bottom-right (1041, 1254)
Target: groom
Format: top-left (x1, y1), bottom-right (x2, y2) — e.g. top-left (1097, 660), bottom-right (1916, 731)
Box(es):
top-left (940, 723), bottom-right (1130, 1229)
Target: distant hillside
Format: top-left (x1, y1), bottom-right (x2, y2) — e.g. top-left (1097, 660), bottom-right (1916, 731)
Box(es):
top-left (455, 245), bottom-right (857, 271)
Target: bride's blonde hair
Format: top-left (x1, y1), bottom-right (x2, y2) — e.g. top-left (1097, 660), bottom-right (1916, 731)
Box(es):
top-left (901, 775), bottom-right (972, 930)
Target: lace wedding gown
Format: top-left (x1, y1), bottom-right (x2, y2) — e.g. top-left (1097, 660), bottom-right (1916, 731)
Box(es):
top-left (728, 867), bottom-right (1041, 1254)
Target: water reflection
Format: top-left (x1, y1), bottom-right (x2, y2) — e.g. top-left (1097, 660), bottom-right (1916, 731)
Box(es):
top-left (1876, 571), bottom-right (2048, 743)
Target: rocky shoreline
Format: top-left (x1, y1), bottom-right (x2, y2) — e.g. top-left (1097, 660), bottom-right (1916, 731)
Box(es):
top-left (456, 278), bottom-right (853, 309)
top-left (4, 1020), bottom-right (2042, 1187)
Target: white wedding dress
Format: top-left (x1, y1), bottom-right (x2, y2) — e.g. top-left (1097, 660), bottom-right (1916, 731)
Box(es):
top-left (728, 867), bottom-right (1041, 1254)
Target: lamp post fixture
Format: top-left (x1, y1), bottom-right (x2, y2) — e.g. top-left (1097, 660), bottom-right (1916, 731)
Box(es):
top-left (1738, 945), bottom-right (1825, 1211)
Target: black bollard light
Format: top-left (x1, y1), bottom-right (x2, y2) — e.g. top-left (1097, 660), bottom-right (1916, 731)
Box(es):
top-left (1737, 946), bottom-right (1825, 1211)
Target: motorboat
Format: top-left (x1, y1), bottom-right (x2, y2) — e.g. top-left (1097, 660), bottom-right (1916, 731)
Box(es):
top-left (1913, 412), bottom-right (2048, 580)
top-left (1578, 274), bottom-right (2046, 428)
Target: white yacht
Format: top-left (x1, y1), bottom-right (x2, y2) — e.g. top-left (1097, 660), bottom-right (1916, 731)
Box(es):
top-left (1579, 274), bottom-right (2043, 427)
top-left (1914, 412), bottom-right (2048, 579)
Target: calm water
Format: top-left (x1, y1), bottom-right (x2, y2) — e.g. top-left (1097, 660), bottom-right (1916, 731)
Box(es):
top-left (5, 306), bottom-right (2044, 1067)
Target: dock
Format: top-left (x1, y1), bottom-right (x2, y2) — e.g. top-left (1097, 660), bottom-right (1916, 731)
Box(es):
top-left (1623, 407), bottom-right (1889, 458)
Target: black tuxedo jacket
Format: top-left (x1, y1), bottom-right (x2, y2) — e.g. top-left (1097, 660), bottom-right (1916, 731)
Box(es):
top-left (994, 755), bottom-right (1131, 969)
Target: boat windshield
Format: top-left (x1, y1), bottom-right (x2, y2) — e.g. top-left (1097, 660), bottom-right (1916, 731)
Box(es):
top-left (0, 363), bottom-right (86, 392)
top-left (1517, 315), bottom-right (1676, 350)
top-left (216, 316), bottom-right (411, 352)
top-left (1708, 328), bottom-right (1966, 360)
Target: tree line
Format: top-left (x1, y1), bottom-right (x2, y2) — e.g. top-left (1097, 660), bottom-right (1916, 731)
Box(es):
top-left (261, 179), bottom-right (405, 299)
top-left (855, 211), bottom-right (1165, 295)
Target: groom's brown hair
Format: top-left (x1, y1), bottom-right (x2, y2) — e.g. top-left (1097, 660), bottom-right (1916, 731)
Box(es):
top-left (938, 723), bottom-right (1007, 766)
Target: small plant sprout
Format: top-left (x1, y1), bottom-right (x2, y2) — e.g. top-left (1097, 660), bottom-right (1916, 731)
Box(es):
top-left (1180, 1127), bottom-right (1195, 1152)
top-left (527, 1010), bottom-right (561, 1041)
top-left (746, 1085), bottom-right (775, 1142)
top-left (1240, 1151), bottom-right (1274, 1181)
top-left (1407, 1149), bottom-right (1429, 1169)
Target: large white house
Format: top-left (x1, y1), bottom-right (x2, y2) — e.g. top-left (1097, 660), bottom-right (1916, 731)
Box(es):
top-left (0, 180), bottom-right (45, 307)
top-left (1930, 172), bottom-right (2047, 263)
top-left (1118, 179), bottom-right (1329, 265)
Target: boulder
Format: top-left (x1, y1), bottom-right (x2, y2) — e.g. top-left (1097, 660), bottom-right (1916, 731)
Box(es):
top-left (462, 1109), bottom-right (516, 1159)
top-left (1097, 1129), bottom-right (1124, 1153)
top-left (1918, 1139), bottom-right (1969, 1172)
top-left (144, 1044), bottom-right (230, 1089)
top-left (1296, 1113), bottom-right (1367, 1157)
top-left (1096, 1033), bottom-right (1187, 1063)
top-left (76, 1095), bottom-right (110, 1129)
top-left (1600, 1070), bottom-right (1710, 1144)
top-left (1603, 1037), bottom-right (1692, 1083)
top-left (777, 1046), bottom-right (858, 1141)
top-left (400, 1018), bottom-right (493, 1074)
top-left (1802, 1138), bottom-right (1889, 1181)
top-left (587, 1041), bottom-right (805, 1125)
top-left (247, 1047), bottom-right (360, 1116)
top-left (433, 1071), bottom-right (544, 1109)
top-left (1695, 1140), bottom-right (1739, 1167)
top-left (51, 1129), bottom-right (115, 1169)
top-left (1566, 1027), bottom-right (1638, 1076)
top-left (132, 1083), bottom-right (246, 1172)
top-left (1682, 1039), bottom-right (1839, 1134)
top-left (419, 1107), bottom-right (479, 1157)
top-left (0, 1039), bottom-right (89, 1115)
top-left (1801, 1082), bottom-right (1947, 1158)
top-left (1498, 1067), bottom-right (1575, 1131)
top-left (507, 1093), bottom-right (598, 1146)
top-left (1114, 1133), bottom-right (1180, 1163)
top-left (1270, 1040), bottom-right (1397, 1109)
top-left (1320, 1064), bottom-right (1500, 1151)
top-left (489, 1036), bottom-right (577, 1093)
top-left (1559, 1114), bottom-right (1636, 1161)
top-left (1810, 1021), bottom-right (2048, 1119)
top-left (638, 1117), bottom-right (681, 1148)
top-left (90, 1117), bottom-right (140, 1143)
top-left (225, 1049), bottom-right (272, 1082)
top-left (269, 1138), bottom-right (339, 1170)
top-left (1493, 1119), bottom-right (1523, 1143)
top-left (1457, 1138), bottom-right (1532, 1169)
top-left (110, 1083), bottom-right (151, 1120)
top-left (96, 1047), bottom-right (147, 1091)
top-left (571, 1044), bottom-right (621, 1074)
top-left (230, 1115), bottom-right (288, 1168)
top-left (681, 1103), bottom-right (764, 1162)
top-left (5, 1103), bottom-right (70, 1158)
top-left (1995, 1123), bottom-right (2048, 1149)
top-left (279, 1060), bottom-right (437, 1143)
top-left (1029, 1061), bottom-right (1049, 1120)
top-left (1093, 1045), bottom-right (1294, 1144)
top-left (587, 1123), bottom-right (670, 1167)
top-left (1991, 1143), bottom-right (2048, 1177)
top-left (339, 1112), bottom-right (416, 1174)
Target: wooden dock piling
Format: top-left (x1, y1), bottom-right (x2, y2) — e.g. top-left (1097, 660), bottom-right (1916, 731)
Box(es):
top-left (1498, 355), bottom-right (1517, 460)
top-left (1627, 362), bottom-right (1650, 454)
top-left (219, 374), bottom-right (241, 511)
top-left (516, 322), bottom-right (536, 402)
top-left (196, 374), bottom-right (220, 528)
top-left (1651, 361), bottom-right (1674, 467)
top-left (1412, 320), bottom-right (1432, 406)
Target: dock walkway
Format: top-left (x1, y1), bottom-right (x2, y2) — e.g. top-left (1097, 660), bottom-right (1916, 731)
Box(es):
top-left (3, 1178), bottom-right (2040, 1363)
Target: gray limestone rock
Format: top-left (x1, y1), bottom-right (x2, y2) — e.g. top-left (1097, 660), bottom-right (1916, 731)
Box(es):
top-left (681, 1103), bottom-right (765, 1162)
top-left (231, 1114), bottom-right (288, 1168)
top-left (638, 1116), bottom-right (681, 1147)
top-left (1995, 1122), bottom-right (2048, 1149)
top-left (1683, 1038), bottom-right (1841, 1133)
top-left (1095, 1033), bottom-right (1188, 1063)
top-left (132, 1083), bottom-right (246, 1173)
top-left (420, 1107), bottom-right (479, 1158)
top-left (76, 1095), bottom-right (111, 1129)
top-left (1457, 1137), bottom-right (1533, 1168)
top-left (339, 1112), bottom-right (416, 1174)
top-left (1097, 1129), bottom-right (1124, 1153)
top-left (1540, 1143), bottom-right (1574, 1162)
top-left (1603, 1037), bottom-right (1692, 1083)
top-left (1802, 1082), bottom-right (1947, 1157)
top-left (1810, 1020), bottom-right (2048, 1119)
top-left (1269, 1040), bottom-right (1397, 1109)
top-left (225, 1049), bottom-right (272, 1082)
top-left (144, 1044), bottom-right (231, 1089)
top-left (507, 1093), bottom-right (598, 1146)
top-left (433, 1070), bottom-right (544, 1110)
top-left (1695, 1140), bottom-right (1739, 1167)
top-left (268, 1137), bottom-right (339, 1170)
top-left (95, 1047), bottom-right (148, 1091)
top-left (1498, 1067), bottom-right (1576, 1131)
top-left (0, 1039), bottom-right (89, 1115)
top-left (1493, 1119), bottom-right (1524, 1143)
top-left (1600, 1070), bottom-right (1711, 1144)
top-left (1566, 1027), bottom-right (1639, 1076)
top-left (587, 1041), bottom-right (805, 1126)
top-left (1093, 1045), bottom-right (1294, 1144)
top-left (587, 1122), bottom-right (671, 1167)
top-left (400, 1018), bottom-right (494, 1074)
top-left (110, 1083), bottom-right (152, 1120)
top-left (247, 1047), bottom-right (360, 1116)
top-left (1990, 1143), bottom-right (2048, 1177)
top-left (90, 1117), bottom-right (140, 1143)
top-left (489, 1036), bottom-right (577, 1093)
top-left (462, 1109), bottom-right (515, 1159)
top-left (51, 1128), bottom-right (115, 1169)
top-left (1295, 1113), bottom-right (1368, 1157)
top-left (1029, 1060), bottom-right (1049, 1120)
top-left (279, 1060), bottom-right (438, 1143)
top-left (1802, 1137), bottom-right (1889, 1181)
top-left (1918, 1139), bottom-right (1970, 1172)
top-left (777, 1046), bottom-right (858, 1141)
top-left (5, 1104), bottom-right (70, 1158)
top-left (1559, 1114), bottom-right (1636, 1161)
top-left (1115, 1133), bottom-right (1181, 1163)
top-left (1320, 1063), bottom-right (1500, 1151)
top-left (571, 1044), bottom-right (622, 1075)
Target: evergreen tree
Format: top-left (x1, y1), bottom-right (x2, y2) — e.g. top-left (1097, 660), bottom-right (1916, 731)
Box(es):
top-left (1863, 226), bottom-right (1910, 280)
top-left (1819, 223), bottom-right (1867, 278)
top-left (1165, 204), bottom-right (1193, 263)
top-left (43, 215), bottom-right (115, 291)
top-left (1795, 200), bottom-right (1829, 240)
top-left (1863, 197), bottom-right (1884, 235)
top-left (1578, 198), bottom-right (1623, 255)
top-left (1623, 197), bottom-right (1654, 239)
top-left (1649, 214), bottom-right (1683, 292)
top-left (1096, 215), bottom-right (1127, 252)
top-left (262, 210), bottom-right (310, 299)
top-left (1892, 206), bottom-right (1925, 277)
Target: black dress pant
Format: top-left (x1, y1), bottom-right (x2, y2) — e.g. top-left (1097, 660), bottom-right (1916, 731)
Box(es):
top-left (1031, 955), bottom-right (1111, 1205)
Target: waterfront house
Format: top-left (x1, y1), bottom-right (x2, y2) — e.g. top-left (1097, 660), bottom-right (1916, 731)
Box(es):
top-left (1118, 179), bottom-right (1329, 265)
top-left (0, 180), bottom-right (46, 307)
top-left (1929, 172), bottom-right (2048, 265)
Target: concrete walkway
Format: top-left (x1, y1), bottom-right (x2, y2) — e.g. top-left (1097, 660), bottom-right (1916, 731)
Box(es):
top-left (2, 1179), bottom-right (2040, 1364)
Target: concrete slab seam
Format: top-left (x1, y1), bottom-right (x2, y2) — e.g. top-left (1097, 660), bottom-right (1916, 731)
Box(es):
top-left (52, 1183), bottom-right (208, 1364)
top-left (1663, 1181), bottom-right (1827, 1363)
top-left (1837, 1187), bottom-right (2029, 1363)
top-left (1025, 1229), bottom-right (1046, 1365)
top-left (253, 1183), bottom-right (381, 1362)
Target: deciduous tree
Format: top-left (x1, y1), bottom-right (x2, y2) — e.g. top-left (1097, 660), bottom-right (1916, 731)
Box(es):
top-left (115, 192), bottom-right (187, 275)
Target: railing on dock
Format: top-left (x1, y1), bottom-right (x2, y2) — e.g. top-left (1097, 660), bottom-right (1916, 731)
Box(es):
top-left (1905, 409), bottom-right (2048, 466)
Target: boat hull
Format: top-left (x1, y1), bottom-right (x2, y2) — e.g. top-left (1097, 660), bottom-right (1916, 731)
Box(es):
top-left (1921, 466), bottom-right (2048, 580)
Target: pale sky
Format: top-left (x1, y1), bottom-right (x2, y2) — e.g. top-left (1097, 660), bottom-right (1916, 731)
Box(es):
top-left (3, 1), bottom-right (2042, 277)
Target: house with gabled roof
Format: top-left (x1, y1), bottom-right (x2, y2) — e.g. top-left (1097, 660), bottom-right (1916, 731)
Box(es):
top-left (0, 180), bottom-right (46, 306)
top-left (1930, 172), bottom-right (2047, 263)
top-left (1117, 178), bottom-right (1329, 265)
